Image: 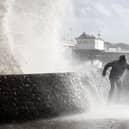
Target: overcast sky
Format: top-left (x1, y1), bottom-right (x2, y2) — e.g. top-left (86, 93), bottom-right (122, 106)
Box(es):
top-left (63, 0), bottom-right (129, 43)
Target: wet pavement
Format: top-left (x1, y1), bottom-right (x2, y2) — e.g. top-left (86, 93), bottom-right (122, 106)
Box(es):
top-left (0, 118), bottom-right (129, 129)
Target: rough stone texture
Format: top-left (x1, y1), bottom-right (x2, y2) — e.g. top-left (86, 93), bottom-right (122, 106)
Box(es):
top-left (0, 73), bottom-right (88, 123)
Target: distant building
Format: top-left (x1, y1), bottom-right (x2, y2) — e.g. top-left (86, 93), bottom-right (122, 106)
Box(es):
top-left (104, 42), bottom-right (129, 52)
top-left (75, 32), bottom-right (104, 50)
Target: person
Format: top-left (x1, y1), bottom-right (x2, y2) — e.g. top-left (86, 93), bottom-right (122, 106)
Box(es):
top-left (102, 55), bottom-right (129, 100)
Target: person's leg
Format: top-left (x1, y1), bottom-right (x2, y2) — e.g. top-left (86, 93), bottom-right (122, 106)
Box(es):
top-left (116, 79), bottom-right (122, 100)
top-left (108, 79), bottom-right (115, 101)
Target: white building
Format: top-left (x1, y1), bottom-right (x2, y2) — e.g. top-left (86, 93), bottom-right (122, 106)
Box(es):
top-left (75, 32), bottom-right (104, 50)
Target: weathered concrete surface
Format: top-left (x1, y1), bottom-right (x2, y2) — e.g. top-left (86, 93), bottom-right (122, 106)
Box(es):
top-left (0, 73), bottom-right (88, 123)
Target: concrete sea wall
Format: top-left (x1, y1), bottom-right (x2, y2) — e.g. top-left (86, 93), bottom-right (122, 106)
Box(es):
top-left (0, 73), bottom-right (88, 123)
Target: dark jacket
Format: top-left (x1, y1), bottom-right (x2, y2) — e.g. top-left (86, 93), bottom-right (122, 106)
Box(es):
top-left (103, 60), bottom-right (129, 80)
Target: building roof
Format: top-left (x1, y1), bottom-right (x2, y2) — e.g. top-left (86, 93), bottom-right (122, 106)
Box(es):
top-left (76, 32), bottom-right (96, 40)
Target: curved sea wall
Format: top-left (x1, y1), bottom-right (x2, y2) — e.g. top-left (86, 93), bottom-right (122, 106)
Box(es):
top-left (0, 73), bottom-right (88, 123)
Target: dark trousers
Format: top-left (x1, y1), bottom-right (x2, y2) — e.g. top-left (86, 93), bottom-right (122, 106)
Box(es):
top-left (108, 78), bottom-right (122, 100)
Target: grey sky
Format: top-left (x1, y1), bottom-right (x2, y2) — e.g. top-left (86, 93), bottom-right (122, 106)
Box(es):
top-left (63, 0), bottom-right (129, 43)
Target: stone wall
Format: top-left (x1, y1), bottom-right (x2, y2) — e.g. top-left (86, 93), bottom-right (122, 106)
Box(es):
top-left (0, 73), bottom-right (88, 123)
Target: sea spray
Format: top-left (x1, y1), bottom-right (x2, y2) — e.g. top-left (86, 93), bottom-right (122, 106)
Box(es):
top-left (6, 0), bottom-right (70, 73)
